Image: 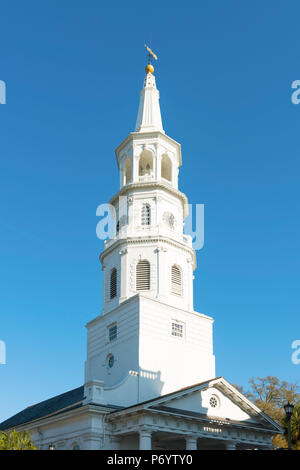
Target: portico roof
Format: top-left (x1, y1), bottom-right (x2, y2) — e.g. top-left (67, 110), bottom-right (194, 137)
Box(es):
top-left (106, 376), bottom-right (282, 434)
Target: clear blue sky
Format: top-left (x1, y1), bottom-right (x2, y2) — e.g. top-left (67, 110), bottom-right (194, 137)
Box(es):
top-left (0, 0), bottom-right (299, 422)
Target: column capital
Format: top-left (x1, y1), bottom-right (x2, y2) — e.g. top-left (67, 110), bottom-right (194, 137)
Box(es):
top-left (139, 427), bottom-right (152, 436)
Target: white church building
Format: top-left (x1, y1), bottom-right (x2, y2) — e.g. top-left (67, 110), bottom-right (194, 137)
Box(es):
top-left (0, 60), bottom-right (281, 450)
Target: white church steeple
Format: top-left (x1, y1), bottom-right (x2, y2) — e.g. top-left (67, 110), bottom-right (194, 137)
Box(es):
top-left (135, 71), bottom-right (164, 133)
top-left (135, 47), bottom-right (164, 133)
top-left (84, 54), bottom-right (215, 403)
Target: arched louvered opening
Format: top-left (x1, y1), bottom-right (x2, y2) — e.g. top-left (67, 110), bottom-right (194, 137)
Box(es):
top-left (136, 260), bottom-right (150, 291)
top-left (110, 268), bottom-right (117, 299)
top-left (124, 157), bottom-right (132, 185)
top-left (161, 154), bottom-right (172, 182)
top-left (141, 204), bottom-right (151, 226)
top-left (171, 265), bottom-right (182, 295)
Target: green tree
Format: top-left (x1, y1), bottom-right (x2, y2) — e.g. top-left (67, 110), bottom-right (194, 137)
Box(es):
top-left (0, 430), bottom-right (37, 450)
top-left (246, 376), bottom-right (299, 424)
top-left (239, 376), bottom-right (300, 449)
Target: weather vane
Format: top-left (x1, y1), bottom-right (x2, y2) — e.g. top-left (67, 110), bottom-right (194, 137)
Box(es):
top-left (144, 44), bottom-right (158, 74)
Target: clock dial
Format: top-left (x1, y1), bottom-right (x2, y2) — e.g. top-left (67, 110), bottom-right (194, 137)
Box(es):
top-left (163, 211), bottom-right (176, 229)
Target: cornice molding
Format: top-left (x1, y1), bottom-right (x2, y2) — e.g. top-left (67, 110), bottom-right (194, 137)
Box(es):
top-left (109, 181), bottom-right (188, 212)
top-left (99, 235), bottom-right (196, 268)
top-left (107, 408), bottom-right (275, 444)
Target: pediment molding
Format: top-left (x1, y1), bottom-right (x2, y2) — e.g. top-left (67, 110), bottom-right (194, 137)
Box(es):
top-left (107, 377), bottom-right (282, 434)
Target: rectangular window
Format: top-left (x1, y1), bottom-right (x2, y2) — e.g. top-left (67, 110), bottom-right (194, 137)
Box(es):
top-left (171, 321), bottom-right (184, 338)
top-left (108, 324), bottom-right (117, 342)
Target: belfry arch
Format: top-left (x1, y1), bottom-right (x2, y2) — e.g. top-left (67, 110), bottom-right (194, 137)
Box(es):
top-left (124, 157), bottom-right (132, 185)
top-left (139, 150), bottom-right (153, 179)
top-left (161, 154), bottom-right (172, 182)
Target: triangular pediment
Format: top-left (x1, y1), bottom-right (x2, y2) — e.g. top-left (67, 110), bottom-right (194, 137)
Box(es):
top-left (145, 377), bottom-right (281, 432)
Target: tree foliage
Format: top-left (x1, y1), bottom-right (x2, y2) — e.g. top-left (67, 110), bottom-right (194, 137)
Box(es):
top-left (0, 430), bottom-right (37, 450)
top-left (246, 376), bottom-right (300, 423)
top-left (239, 376), bottom-right (300, 449)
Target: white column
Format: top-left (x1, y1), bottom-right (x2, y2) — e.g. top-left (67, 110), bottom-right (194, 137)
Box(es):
top-left (139, 429), bottom-right (152, 450)
top-left (156, 246), bottom-right (161, 298)
top-left (225, 441), bottom-right (237, 450)
top-left (119, 249), bottom-right (127, 301)
top-left (186, 436), bottom-right (197, 450)
top-left (120, 166), bottom-right (124, 189)
top-left (171, 161), bottom-right (177, 189)
top-left (157, 154), bottom-right (161, 181)
top-left (187, 258), bottom-right (194, 311)
top-left (133, 154), bottom-right (139, 182)
top-left (153, 150), bottom-right (157, 181)
top-left (109, 436), bottom-right (121, 450)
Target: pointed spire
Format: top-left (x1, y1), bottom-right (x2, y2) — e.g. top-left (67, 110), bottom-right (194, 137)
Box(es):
top-left (135, 71), bottom-right (164, 134)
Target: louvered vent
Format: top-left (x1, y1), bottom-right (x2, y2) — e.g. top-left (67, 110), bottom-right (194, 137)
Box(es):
top-left (171, 265), bottom-right (182, 295)
top-left (110, 268), bottom-right (117, 299)
top-left (136, 260), bottom-right (150, 291)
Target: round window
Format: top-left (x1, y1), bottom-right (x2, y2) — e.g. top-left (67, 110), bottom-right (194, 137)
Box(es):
top-left (107, 354), bottom-right (115, 368)
top-left (209, 396), bottom-right (219, 408)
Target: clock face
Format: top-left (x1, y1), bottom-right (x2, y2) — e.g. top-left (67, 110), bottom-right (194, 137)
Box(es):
top-left (163, 211), bottom-right (176, 229)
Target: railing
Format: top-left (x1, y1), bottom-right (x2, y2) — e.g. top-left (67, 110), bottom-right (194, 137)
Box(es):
top-left (139, 174), bottom-right (154, 183)
top-left (137, 175), bottom-right (173, 186)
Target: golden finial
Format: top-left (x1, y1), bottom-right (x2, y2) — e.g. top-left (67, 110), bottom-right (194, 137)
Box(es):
top-left (145, 44), bottom-right (158, 74)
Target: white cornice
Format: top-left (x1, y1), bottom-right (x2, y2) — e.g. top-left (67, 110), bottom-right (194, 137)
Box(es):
top-left (109, 181), bottom-right (187, 210)
top-left (105, 377), bottom-right (282, 434)
top-left (86, 293), bottom-right (213, 328)
top-left (4, 403), bottom-right (110, 433)
top-left (99, 235), bottom-right (196, 269)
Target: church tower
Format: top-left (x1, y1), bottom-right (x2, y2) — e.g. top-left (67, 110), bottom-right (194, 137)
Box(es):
top-left (0, 54), bottom-right (281, 452)
top-left (84, 58), bottom-right (215, 404)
